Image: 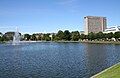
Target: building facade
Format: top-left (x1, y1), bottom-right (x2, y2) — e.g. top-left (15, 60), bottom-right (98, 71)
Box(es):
top-left (79, 31), bottom-right (84, 35)
top-left (84, 16), bottom-right (107, 35)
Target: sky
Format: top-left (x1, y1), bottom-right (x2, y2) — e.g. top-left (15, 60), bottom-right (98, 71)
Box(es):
top-left (0, 0), bottom-right (120, 34)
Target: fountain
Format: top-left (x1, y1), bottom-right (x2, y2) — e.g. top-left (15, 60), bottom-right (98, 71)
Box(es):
top-left (12, 27), bottom-right (20, 45)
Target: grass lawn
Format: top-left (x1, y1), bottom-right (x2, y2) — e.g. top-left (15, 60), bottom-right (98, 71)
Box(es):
top-left (91, 63), bottom-right (120, 78)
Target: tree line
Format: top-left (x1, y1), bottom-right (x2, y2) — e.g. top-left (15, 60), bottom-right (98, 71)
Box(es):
top-left (21, 30), bottom-right (80, 41)
top-left (85, 32), bottom-right (120, 41)
top-left (0, 30), bottom-right (120, 42)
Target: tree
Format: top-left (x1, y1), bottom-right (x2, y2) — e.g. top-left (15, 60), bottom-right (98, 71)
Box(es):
top-left (24, 34), bottom-right (31, 40)
top-left (88, 32), bottom-right (95, 41)
top-left (0, 36), bottom-right (2, 42)
top-left (42, 34), bottom-right (51, 41)
top-left (0, 32), bottom-right (2, 35)
top-left (71, 31), bottom-right (80, 41)
top-left (103, 33), bottom-right (108, 41)
top-left (107, 32), bottom-right (114, 39)
top-left (114, 32), bottom-right (120, 41)
top-left (56, 30), bottom-right (64, 40)
top-left (0, 32), bottom-right (3, 42)
top-left (37, 35), bottom-right (42, 41)
top-left (95, 32), bottom-right (104, 40)
top-left (2, 35), bottom-right (9, 41)
top-left (31, 34), bottom-right (37, 41)
top-left (63, 30), bottom-right (71, 41)
top-left (80, 34), bottom-right (86, 40)
top-left (51, 34), bottom-right (56, 41)
top-left (4, 32), bottom-right (15, 41)
top-left (0, 37), bottom-right (4, 42)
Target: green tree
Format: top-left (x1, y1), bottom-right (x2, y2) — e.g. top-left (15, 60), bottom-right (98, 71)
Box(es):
top-left (63, 30), bottom-right (71, 41)
top-left (31, 34), bottom-right (37, 41)
top-left (0, 36), bottom-right (2, 42)
top-left (88, 32), bottom-right (95, 41)
top-left (0, 32), bottom-right (3, 42)
top-left (24, 34), bottom-right (31, 40)
top-left (103, 33), bottom-right (108, 41)
top-left (95, 32), bottom-right (104, 40)
top-left (107, 32), bottom-right (114, 39)
top-left (114, 32), bottom-right (120, 41)
top-left (52, 33), bottom-right (56, 41)
top-left (71, 31), bottom-right (80, 41)
top-left (0, 32), bottom-right (2, 35)
top-left (80, 34), bottom-right (86, 40)
top-left (38, 35), bottom-right (42, 41)
top-left (56, 30), bottom-right (64, 40)
top-left (2, 35), bottom-right (9, 41)
top-left (4, 32), bottom-right (15, 41)
top-left (42, 34), bottom-right (51, 41)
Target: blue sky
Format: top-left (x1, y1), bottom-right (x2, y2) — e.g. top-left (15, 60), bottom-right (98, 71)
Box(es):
top-left (0, 0), bottom-right (120, 34)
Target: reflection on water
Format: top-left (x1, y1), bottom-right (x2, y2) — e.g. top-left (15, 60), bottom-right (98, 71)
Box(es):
top-left (84, 44), bottom-right (120, 77)
top-left (0, 42), bottom-right (120, 78)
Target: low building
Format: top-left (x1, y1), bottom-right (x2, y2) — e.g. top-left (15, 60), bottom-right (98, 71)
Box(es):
top-left (104, 26), bottom-right (120, 33)
top-left (79, 31), bottom-right (85, 35)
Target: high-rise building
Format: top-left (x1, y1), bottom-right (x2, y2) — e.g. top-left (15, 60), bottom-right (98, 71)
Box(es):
top-left (84, 16), bottom-right (107, 35)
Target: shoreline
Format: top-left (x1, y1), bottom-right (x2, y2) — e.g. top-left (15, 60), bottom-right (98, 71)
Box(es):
top-left (1, 40), bottom-right (120, 44)
top-left (19, 41), bottom-right (81, 43)
top-left (80, 41), bottom-right (120, 44)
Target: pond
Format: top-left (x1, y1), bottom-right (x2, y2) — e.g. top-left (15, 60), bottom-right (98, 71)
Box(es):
top-left (0, 42), bottom-right (120, 78)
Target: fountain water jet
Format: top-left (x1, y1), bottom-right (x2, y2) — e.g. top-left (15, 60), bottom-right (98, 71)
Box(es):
top-left (12, 27), bottom-right (20, 45)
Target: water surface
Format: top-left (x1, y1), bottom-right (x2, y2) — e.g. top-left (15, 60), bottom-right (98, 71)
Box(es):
top-left (0, 42), bottom-right (120, 78)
